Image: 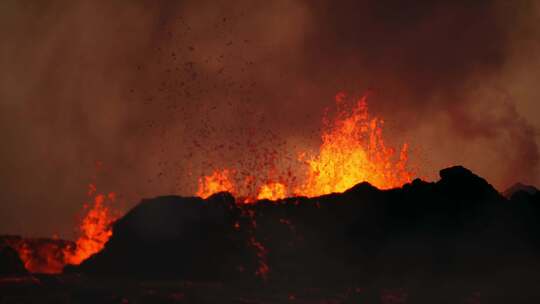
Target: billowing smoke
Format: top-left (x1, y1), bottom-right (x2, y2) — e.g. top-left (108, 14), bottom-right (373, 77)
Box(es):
top-left (0, 0), bottom-right (538, 238)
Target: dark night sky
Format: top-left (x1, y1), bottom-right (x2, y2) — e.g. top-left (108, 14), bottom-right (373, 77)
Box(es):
top-left (1, 0), bottom-right (539, 239)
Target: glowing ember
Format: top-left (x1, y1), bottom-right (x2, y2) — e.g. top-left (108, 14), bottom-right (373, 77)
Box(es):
top-left (239, 208), bottom-right (270, 279)
top-left (64, 185), bottom-right (117, 265)
top-left (249, 236), bottom-right (269, 279)
top-left (197, 92), bottom-right (412, 201)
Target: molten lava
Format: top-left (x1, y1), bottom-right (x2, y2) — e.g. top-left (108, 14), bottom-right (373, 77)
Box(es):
top-left (8, 238), bottom-right (67, 274)
top-left (256, 182), bottom-right (287, 201)
top-left (197, 92), bottom-right (412, 201)
top-left (295, 93), bottom-right (411, 196)
top-left (11, 184), bottom-right (117, 273)
top-left (196, 169), bottom-right (235, 199)
top-left (63, 185), bottom-right (117, 265)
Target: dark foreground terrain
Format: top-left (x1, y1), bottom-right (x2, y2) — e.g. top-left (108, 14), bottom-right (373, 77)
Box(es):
top-left (1, 166), bottom-right (540, 303)
top-left (2, 273), bottom-right (535, 303)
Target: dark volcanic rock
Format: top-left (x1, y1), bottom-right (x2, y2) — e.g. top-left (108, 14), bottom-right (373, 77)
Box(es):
top-left (504, 182), bottom-right (539, 199)
top-left (68, 166), bottom-right (540, 286)
top-left (68, 192), bottom-right (256, 279)
top-left (0, 246), bottom-right (27, 275)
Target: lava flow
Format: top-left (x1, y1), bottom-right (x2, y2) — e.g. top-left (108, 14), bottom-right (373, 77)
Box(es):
top-left (9, 184), bottom-right (117, 273)
top-left (197, 92), bottom-right (413, 201)
top-left (63, 184), bottom-right (117, 265)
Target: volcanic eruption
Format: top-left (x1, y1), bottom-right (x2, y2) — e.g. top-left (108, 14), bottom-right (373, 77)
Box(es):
top-left (197, 92), bottom-right (413, 202)
top-left (2, 1), bottom-right (540, 303)
top-left (1, 183), bottom-right (117, 274)
top-left (1, 88), bottom-right (539, 303)
top-left (4, 91), bottom-right (413, 274)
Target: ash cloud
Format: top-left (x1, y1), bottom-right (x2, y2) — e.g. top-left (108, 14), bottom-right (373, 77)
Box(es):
top-left (0, 0), bottom-right (538, 238)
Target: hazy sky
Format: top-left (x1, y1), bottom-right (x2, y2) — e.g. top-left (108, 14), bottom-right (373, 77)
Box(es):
top-left (1, 0), bottom-right (539, 239)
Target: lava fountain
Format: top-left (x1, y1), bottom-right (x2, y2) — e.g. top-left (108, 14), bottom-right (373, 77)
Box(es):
top-left (197, 92), bottom-right (413, 201)
top-left (63, 184), bottom-right (118, 265)
top-left (295, 92), bottom-right (411, 196)
top-left (9, 184), bottom-right (117, 273)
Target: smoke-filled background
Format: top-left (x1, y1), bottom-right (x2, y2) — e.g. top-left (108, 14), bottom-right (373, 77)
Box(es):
top-left (1, 0), bottom-right (539, 239)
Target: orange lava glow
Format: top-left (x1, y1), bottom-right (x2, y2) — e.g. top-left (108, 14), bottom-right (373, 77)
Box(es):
top-left (249, 236), bottom-right (269, 279)
top-left (11, 184), bottom-right (117, 273)
top-left (295, 93), bottom-right (412, 196)
top-left (63, 185), bottom-right (117, 265)
top-left (257, 182), bottom-right (287, 201)
top-left (8, 239), bottom-right (66, 274)
top-left (197, 92), bottom-right (413, 201)
top-left (196, 169), bottom-right (235, 199)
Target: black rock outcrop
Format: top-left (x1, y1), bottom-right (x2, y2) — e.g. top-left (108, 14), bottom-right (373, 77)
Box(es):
top-left (0, 246), bottom-right (27, 275)
top-left (66, 193), bottom-right (257, 279)
top-left (504, 182), bottom-right (539, 198)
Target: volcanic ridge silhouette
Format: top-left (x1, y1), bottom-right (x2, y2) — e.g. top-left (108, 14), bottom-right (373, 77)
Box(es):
top-left (62, 166), bottom-right (540, 287)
